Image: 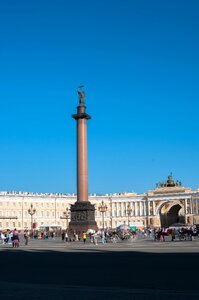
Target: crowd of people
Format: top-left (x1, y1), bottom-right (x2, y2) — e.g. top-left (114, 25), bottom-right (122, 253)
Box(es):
top-left (0, 228), bottom-right (114, 247)
top-left (0, 228), bottom-right (21, 247)
top-left (0, 225), bottom-right (198, 247)
top-left (0, 228), bottom-right (59, 247)
top-left (60, 230), bottom-right (109, 245)
top-left (145, 225), bottom-right (198, 242)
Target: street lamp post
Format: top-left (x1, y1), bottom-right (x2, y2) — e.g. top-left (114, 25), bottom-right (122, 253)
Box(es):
top-left (98, 201), bottom-right (108, 230)
top-left (60, 207), bottom-right (70, 232)
top-left (126, 203), bottom-right (132, 226)
top-left (28, 203), bottom-right (36, 236)
top-left (109, 197), bottom-right (113, 229)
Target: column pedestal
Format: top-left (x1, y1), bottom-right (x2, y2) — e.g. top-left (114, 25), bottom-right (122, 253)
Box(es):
top-left (69, 201), bottom-right (98, 234)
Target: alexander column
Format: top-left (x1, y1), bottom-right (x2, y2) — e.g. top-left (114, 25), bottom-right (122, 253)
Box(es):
top-left (69, 86), bottom-right (97, 234)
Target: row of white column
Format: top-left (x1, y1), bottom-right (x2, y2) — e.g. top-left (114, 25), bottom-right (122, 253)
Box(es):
top-left (148, 201), bottom-right (156, 216)
top-left (184, 198), bottom-right (192, 214)
top-left (102, 198), bottom-right (192, 219)
top-left (113, 202), bottom-right (147, 217)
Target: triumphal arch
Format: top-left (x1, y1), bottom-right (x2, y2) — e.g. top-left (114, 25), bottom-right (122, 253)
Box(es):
top-left (147, 175), bottom-right (196, 228)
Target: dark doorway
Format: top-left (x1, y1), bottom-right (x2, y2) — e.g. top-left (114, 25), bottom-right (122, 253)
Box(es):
top-left (160, 204), bottom-right (185, 227)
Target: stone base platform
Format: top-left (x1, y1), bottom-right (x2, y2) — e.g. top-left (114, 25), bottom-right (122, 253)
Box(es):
top-left (69, 201), bottom-right (98, 234)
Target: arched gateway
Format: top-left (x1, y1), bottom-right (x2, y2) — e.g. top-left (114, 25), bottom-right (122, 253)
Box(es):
top-left (148, 174), bottom-right (193, 228)
top-left (159, 202), bottom-right (185, 227)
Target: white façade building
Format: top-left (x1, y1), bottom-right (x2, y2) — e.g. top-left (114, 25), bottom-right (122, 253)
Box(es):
top-left (0, 175), bottom-right (199, 231)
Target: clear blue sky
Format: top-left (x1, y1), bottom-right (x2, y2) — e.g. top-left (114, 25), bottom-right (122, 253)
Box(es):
top-left (0, 0), bottom-right (198, 194)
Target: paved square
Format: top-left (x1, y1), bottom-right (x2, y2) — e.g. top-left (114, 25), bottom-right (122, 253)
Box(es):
top-left (0, 237), bottom-right (199, 299)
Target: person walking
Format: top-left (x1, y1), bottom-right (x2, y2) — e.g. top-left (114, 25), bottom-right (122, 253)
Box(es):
top-left (0, 232), bottom-right (6, 244)
top-left (171, 229), bottom-right (175, 242)
top-left (24, 229), bottom-right (29, 246)
top-left (101, 231), bottom-right (106, 244)
top-left (92, 232), bottom-right (98, 245)
top-left (12, 228), bottom-right (20, 248)
top-left (82, 232), bottom-right (87, 244)
top-left (65, 232), bottom-right (68, 242)
top-left (8, 231), bottom-right (13, 245)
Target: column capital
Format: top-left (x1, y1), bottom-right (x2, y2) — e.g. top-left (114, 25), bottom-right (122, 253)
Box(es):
top-left (72, 104), bottom-right (91, 120)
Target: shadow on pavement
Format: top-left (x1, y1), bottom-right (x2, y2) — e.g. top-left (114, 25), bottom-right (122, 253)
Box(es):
top-left (0, 249), bottom-right (198, 299)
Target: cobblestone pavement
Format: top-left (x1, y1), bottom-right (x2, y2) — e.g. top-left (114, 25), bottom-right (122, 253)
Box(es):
top-left (0, 237), bottom-right (199, 299)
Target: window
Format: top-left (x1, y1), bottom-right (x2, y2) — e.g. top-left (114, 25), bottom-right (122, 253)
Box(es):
top-left (18, 211), bottom-right (21, 217)
top-left (47, 211), bottom-right (49, 217)
top-left (6, 222), bottom-right (9, 228)
top-left (41, 211), bottom-right (44, 217)
top-left (149, 202), bottom-right (153, 215)
top-left (0, 222), bottom-right (2, 227)
top-left (18, 222), bottom-right (21, 228)
top-left (0, 211), bottom-right (2, 216)
top-left (193, 200), bottom-right (198, 215)
top-left (195, 199), bottom-right (199, 215)
top-left (0, 202), bottom-right (2, 206)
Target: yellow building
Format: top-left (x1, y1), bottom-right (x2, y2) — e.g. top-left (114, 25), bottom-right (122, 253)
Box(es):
top-left (0, 175), bottom-right (198, 231)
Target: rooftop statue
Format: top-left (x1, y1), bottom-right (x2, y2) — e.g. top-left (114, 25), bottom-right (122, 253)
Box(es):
top-left (78, 85), bottom-right (86, 105)
top-left (156, 175), bottom-right (182, 189)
